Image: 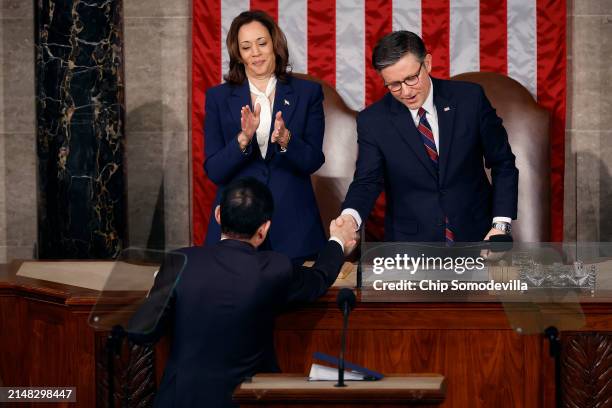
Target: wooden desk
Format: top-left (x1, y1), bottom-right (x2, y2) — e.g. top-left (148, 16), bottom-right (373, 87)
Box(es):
top-left (233, 374), bottom-right (446, 407)
top-left (1, 261), bottom-right (611, 407)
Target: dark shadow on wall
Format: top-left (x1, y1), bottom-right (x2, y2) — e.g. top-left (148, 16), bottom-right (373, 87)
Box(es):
top-left (597, 152), bottom-right (612, 244)
top-left (147, 182), bottom-right (166, 250)
top-left (573, 151), bottom-right (612, 256)
top-left (125, 101), bottom-right (182, 251)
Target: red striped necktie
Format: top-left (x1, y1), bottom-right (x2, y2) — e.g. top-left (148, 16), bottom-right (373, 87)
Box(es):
top-left (417, 108), bottom-right (455, 244)
top-left (417, 107), bottom-right (438, 165)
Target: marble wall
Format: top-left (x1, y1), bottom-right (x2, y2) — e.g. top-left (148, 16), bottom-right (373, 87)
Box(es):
top-left (35, 0), bottom-right (127, 259)
top-left (0, 0), bottom-right (37, 262)
top-left (564, 0), bottom-right (612, 242)
top-left (0, 0), bottom-right (192, 261)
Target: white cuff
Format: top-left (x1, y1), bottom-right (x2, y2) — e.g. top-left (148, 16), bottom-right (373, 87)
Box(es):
top-left (341, 208), bottom-right (362, 230)
top-left (492, 217), bottom-right (512, 224)
top-left (329, 237), bottom-right (344, 251)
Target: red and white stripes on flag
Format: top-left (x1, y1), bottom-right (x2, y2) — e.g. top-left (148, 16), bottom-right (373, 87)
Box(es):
top-left (192, 0), bottom-right (566, 244)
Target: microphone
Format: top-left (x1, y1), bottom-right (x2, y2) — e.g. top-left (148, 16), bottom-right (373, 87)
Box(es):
top-left (337, 288), bottom-right (356, 312)
top-left (335, 288), bottom-right (356, 387)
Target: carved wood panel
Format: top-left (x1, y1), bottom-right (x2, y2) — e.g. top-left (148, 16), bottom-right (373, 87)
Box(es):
top-left (96, 333), bottom-right (157, 408)
top-left (561, 332), bottom-right (612, 408)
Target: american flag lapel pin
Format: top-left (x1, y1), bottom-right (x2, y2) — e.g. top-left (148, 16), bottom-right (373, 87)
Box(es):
top-left (444, 106), bottom-right (450, 112)
top-left (284, 99), bottom-right (290, 106)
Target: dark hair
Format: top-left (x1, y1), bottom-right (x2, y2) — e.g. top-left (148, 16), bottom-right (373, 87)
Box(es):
top-left (219, 177), bottom-right (274, 239)
top-left (224, 10), bottom-right (291, 85)
top-left (372, 31), bottom-right (427, 71)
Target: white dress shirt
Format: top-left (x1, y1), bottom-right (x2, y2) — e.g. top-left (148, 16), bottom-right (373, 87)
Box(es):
top-left (249, 76), bottom-right (276, 158)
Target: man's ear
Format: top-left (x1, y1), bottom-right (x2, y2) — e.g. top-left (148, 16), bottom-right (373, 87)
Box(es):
top-left (214, 205), bottom-right (221, 225)
top-left (258, 220), bottom-right (271, 239)
top-left (424, 53), bottom-right (433, 74)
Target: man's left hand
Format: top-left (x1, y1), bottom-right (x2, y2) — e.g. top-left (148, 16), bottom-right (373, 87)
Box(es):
top-left (481, 228), bottom-right (508, 261)
top-left (483, 227), bottom-right (506, 241)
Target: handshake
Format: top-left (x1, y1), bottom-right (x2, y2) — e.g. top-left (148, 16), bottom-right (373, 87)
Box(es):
top-left (329, 214), bottom-right (360, 256)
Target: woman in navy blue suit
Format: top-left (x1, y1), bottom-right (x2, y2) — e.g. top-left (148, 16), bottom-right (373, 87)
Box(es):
top-left (204, 10), bottom-right (327, 262)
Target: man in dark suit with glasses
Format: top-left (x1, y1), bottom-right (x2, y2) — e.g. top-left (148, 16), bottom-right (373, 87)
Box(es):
top-left (338, 30), bottom-right (518, 244)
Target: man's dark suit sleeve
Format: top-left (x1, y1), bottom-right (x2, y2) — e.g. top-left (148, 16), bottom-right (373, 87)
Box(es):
top-left (125, 253), bottom-right (184, 344)
top-left (477, 86), bottom-right (519, 219)
top-left (341, 113), bottom-right (385, 222)
top-left (284, 240), bottom-right (345, 304)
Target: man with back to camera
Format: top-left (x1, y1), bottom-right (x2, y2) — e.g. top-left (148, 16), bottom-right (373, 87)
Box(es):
top-left (337, 31), bottom-right (519, 243)
top-left (128, 177), bottom-right (357, 407)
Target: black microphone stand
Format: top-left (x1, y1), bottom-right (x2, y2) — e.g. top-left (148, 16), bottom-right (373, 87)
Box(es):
top-left (107, 325), bottom-right (125, 408)
top-left (545, 326), bottom-right (561, 408)
top-left (336, 301), bottom-right (350, 387)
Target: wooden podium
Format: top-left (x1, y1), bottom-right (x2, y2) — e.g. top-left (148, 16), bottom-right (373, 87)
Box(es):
top-left (233, 374), bottom-right (446, 407)
top-left (2, 260), bottom-right (612, 407)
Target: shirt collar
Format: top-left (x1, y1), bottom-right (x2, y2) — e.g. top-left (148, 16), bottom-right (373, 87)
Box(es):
top-left (218, 237), bottom-right (256, 251)
top-left (248, 75), bottom-right (277, 97)
top-left (409, 77), bottom-right (434, 120)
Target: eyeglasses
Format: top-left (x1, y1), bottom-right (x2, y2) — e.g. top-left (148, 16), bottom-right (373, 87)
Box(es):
top-left (384, 62), bottom-right (424, 92)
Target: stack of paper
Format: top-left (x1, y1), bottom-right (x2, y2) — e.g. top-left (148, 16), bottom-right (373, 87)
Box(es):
top-left (308, 363), bottom-right (366, 381)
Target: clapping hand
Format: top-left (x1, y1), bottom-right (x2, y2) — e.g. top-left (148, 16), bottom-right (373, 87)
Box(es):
top-left (271, 111), bottom-right (290, 149)
top-left (238, 104), bottom-right (261, 149)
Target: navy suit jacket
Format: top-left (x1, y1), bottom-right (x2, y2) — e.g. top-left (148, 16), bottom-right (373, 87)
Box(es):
top-left (128, 239), bottom-right (345, 407)
top-left (204, 76), bottom-right (327, 259)
top-left (342, 78), bottom-right (519, 242)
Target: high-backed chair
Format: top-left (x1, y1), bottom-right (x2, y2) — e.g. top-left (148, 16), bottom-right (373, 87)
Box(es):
top-left (293, 74), bottom-right (358, 234)
top-left (298, 72), bottom-right (550, 242)
top-left (452, 72), bottom-right (550, 242)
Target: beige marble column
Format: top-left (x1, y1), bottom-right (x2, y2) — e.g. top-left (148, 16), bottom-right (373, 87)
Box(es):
top-left (0, 0), bottom-right (37, 262)
top-left (123, 0), bottom-right (192, 250)
top-left (565, 0), bottom-right (612, 242)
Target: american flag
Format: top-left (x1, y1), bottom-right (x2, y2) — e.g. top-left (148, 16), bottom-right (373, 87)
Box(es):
top-left (192, 0), bottom-right (566, 244)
